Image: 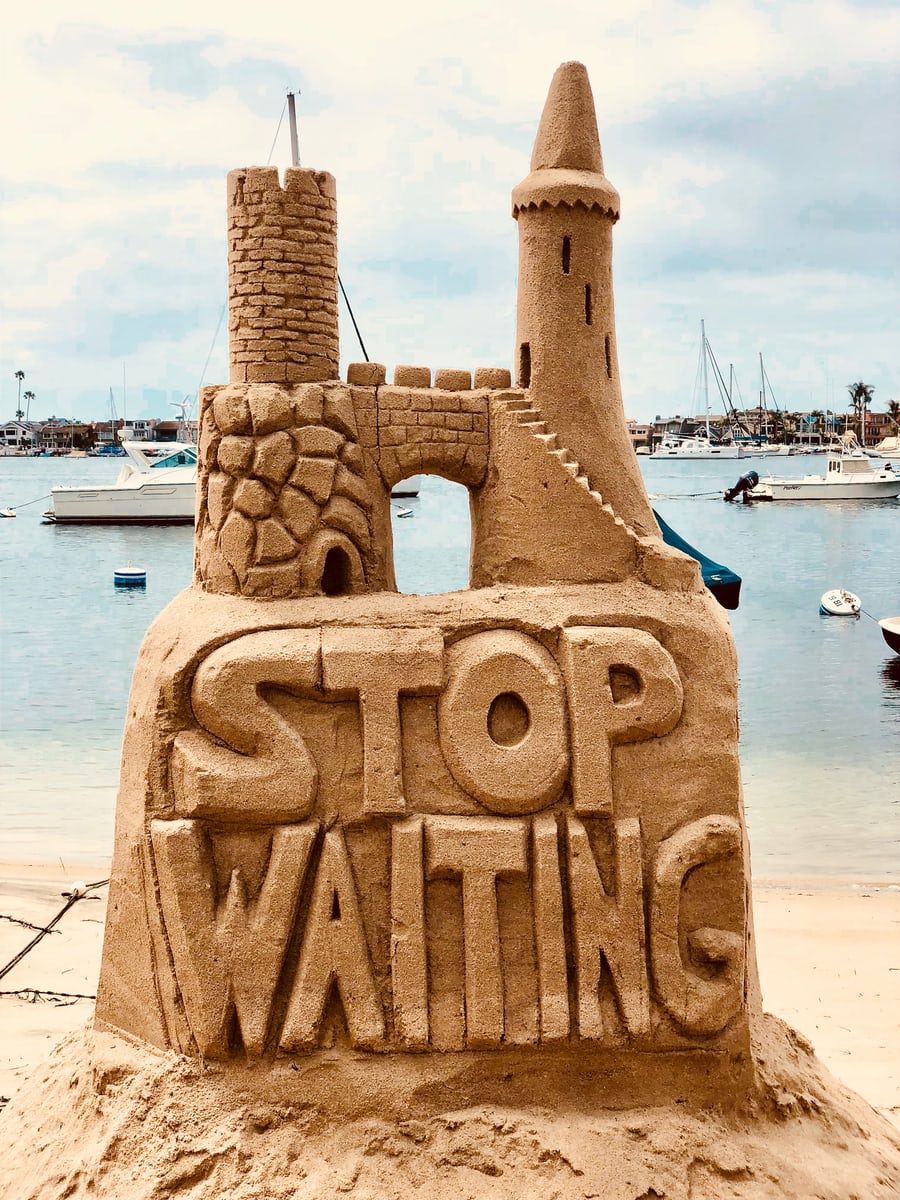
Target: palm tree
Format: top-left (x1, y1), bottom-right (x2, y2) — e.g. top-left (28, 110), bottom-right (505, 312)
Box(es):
top-left (888, 399), bottom-right (900, 432)
top-left (846, 381), bottom-right (874, 443)
top-left (23, 390), bottom-right (35, 422)
top-left (14, 369), bottom-right (24, 420)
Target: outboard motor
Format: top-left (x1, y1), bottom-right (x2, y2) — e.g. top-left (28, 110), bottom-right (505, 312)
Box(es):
top-left (723, 469), bottom-right (759, 502)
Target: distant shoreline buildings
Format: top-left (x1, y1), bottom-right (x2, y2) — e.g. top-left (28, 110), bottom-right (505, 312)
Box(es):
top-left (0, 415), bottom-right (198, 456)
top-left (3, 406), bottom-right (896, 456)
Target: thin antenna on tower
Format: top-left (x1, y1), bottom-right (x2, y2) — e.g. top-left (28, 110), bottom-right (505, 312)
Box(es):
top-left (285, 86), bottom-right (369, 362)
top-left (287, 91), bottom-right (301, 167)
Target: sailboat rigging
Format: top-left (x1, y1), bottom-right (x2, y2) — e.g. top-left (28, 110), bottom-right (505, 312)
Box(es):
top-left (651, 322), bottom-right (745, 458)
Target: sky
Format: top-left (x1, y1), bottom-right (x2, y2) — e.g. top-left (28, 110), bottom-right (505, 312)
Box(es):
top-left (1, 0), bottom-right (898, 427)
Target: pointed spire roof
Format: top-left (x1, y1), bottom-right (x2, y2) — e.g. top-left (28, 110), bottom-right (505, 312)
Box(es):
top-left (530, 62), bottom-right (603, 174)
top-left (512, 61), bottom-right (619, 219)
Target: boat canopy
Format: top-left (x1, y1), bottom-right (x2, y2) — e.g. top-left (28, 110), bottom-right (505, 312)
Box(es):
top-left (653, 509), bottom-right (742, 610)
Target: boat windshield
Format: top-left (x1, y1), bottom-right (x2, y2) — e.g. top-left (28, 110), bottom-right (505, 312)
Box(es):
top-left (149, 446), bottom-right (197, 469)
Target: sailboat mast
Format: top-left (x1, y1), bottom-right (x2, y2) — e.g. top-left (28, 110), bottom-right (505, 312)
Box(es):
top-left (701, 319), bottom-right (711, 439)
top-left (759, 352), bottom-right (767, 441)
top-left (287, 92), bottom-right (300, 168)
top-left (285, 88), bottom-right (369, 362)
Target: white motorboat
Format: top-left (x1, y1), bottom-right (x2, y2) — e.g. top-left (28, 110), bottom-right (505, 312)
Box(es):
top-left (45, 442), bottom-right (197, 524)
top-left (873, 435), bottom-right (900, 461)
top-left (751, 436), bottom-right (900, 501)
top-left (391, 475), bottom-right (421, 497)
top-left (742, 442), bottom-right (794, 457)
top-left (652, 433), bottom-right (744, 459)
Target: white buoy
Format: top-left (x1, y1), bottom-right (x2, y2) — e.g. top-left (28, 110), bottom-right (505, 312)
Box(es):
top-left (114, 561), bottom-right (146, 587)
top-left (820, 588), bottom-right (860, 616)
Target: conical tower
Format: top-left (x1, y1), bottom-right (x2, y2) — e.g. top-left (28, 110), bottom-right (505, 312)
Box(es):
top-left (513, 62), bottom-right (655, 536)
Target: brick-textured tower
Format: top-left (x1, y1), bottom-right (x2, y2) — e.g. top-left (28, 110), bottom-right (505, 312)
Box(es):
top-left (513, 62), bottom-right (655, 536)
top-left (227, 166), bottom-right (339, 384)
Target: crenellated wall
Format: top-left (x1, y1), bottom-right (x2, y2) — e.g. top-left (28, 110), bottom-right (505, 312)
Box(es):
top-left (351, 362), bottom-right (498, 490)
top-left (194, 364), bottom-right (516, 597)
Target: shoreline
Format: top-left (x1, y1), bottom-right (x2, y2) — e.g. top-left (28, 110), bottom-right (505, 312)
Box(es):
top-left (1, 860), bottom-right (897, 1130)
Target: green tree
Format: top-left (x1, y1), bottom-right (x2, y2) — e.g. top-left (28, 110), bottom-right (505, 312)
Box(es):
top-left (888, 399), bottom-right (900, 431)
top-left (846, 381), bottom-right (874, 442)
top-left (22, 390), bottom-right (35, 422)
top-left (14, 369), bottom-right (24, 420)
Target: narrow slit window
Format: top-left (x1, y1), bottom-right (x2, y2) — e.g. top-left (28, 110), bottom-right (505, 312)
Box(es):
top-left (519, 342), bottom-right (531, 387)
top-left (562, 236), bottom-right (571, 275)
top-left (584, 284), bottom-right (592, 326)
top-left (605, 334), bottom-right (612, 379)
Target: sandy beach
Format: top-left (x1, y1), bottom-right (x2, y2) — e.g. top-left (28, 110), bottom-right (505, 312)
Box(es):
top-left (1, 858), bottom-right (897, 1130)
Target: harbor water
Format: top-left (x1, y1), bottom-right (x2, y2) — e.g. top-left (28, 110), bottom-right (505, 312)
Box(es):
top-left (1, 454), bottom-right (898, 879)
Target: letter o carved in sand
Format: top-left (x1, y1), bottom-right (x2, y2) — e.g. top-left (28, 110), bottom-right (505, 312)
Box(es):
top-left (438, 630), bottom-right (569, 813)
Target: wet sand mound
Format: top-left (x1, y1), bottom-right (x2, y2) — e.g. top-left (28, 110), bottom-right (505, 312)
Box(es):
top-left (2, 1015), bottom-right (898, 1200)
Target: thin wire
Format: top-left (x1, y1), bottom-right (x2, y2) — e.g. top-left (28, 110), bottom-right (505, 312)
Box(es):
top-left (196, 303), bottom-right (227, 396)
top-left (189, 97), bottom-right (287, 416)
top-left (647, 491), bottom-right (722, 500)
top-left (339, 275), bottom-right (369, 362)
top-left (5, 492), bottom-right (51, 512)
top-left (266, 98), bottom-right (288, 167)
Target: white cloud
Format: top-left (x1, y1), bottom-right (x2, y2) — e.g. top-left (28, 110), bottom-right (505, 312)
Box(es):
top-left (1, 0), bottom-right (897, 421)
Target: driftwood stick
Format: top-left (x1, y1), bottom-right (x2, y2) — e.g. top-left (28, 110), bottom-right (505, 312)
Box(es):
top-left (0, 988), bottom-right (97, 1003)
top-left (0, 879), bottom-right (110, 984)
top-left (0, 916), bottom-right (62, 934)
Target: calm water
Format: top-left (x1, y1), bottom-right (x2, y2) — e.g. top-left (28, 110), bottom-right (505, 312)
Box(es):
top-left (1, 454), bottom-right (898, 877)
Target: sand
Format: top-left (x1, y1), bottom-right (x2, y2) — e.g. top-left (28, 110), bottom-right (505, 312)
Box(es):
top-left (1, 861), bottom-right (899, 1197)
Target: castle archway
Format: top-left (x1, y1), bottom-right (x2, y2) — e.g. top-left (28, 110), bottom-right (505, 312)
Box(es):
top-left (390, 475), bottom-right (471, 595)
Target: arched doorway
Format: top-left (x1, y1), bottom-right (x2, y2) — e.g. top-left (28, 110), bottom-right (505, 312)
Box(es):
top-left (390, 475), bottom-right (471, 595)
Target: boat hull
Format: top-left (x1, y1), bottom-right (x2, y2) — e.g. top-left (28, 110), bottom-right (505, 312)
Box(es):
top-left (879, 618), bottom-right (900, 655)
top-left (47, 481), bottom-right (196, 524)
top-left (46, 513), bottom-right (195, 525)
top-left (761, 479), bottom-right (900, 500)
top-left (391, 475), bottom-right (421, 497)
top-left (652, 443), bottom-right (744, 459)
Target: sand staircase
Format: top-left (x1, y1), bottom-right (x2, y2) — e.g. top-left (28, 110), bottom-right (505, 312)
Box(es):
top-left (502, 395), bottom-right (642, 546)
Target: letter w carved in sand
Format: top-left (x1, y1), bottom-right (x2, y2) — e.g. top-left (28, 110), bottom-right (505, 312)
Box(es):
top-left (151, 818), bottom-right (317, 1058)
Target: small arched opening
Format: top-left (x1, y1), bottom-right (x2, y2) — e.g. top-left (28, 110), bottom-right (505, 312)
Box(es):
top-left (301, 529), bottom-right (366, 596)
top-left (321, 545), bottom-right (353, 596)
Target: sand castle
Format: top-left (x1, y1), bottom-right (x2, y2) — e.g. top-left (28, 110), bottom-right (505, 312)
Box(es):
top-left (94, 61), bottom-right (750, 1101)
top-left (2, 61), bottom-right (898, 1200)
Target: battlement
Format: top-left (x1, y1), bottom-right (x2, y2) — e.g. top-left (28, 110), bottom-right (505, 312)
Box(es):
top-left (345, 363), bottom-right (512, 390)
top-left (227, 165), bottom-right (337, 206)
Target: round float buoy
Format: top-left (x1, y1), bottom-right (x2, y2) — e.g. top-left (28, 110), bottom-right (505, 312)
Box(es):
top-left (819, 588), bottom-right (860, 616)
top-left (114, 563), bottom-right (146, 587)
